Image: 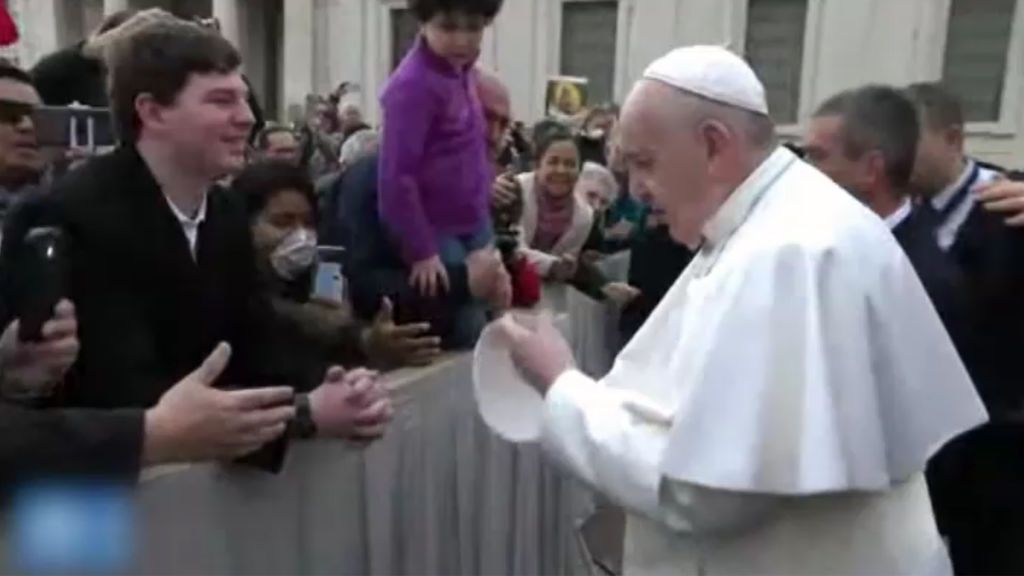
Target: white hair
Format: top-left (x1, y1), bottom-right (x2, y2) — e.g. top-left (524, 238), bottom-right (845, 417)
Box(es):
top-left (575, 161), bottom-right (619, 203)
top-left (339, 129), bottom-right (379, 167)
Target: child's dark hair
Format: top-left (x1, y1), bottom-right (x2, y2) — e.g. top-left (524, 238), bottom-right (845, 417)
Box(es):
top-left (234, 160), bottom-right (318, 222)
top-left (409, 0), bottom-right (504, 22)
top-left (534, 124), bottom-right (577, 162)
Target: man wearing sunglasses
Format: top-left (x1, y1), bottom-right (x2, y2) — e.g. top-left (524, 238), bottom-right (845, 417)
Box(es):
top-left (0, 62), bottom-right (43, 223)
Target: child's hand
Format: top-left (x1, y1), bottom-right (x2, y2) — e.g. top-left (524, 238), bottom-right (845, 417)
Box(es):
top-left (409, 255), bottom-right (449, 298)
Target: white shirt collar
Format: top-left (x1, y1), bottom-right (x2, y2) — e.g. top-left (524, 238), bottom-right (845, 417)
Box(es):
top-left (930, 159), bottom-right (976, 211)
top-left (164, 192), bottom-right (208, 258)
top-left (702, 146), bottom-right (797, 248)
top-left (884, 198), bottom-right (912, 230)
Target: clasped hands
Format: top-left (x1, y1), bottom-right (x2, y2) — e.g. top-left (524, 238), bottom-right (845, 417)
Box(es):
top-left (144, 343), bottom-right (394, 464)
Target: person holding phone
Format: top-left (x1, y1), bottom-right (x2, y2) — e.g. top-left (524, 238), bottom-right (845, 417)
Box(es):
top-left (3, 21), bottom-right (392, 472)
top-left (236, 160), bottom-right (442, 369)
top-left (0, 299), bottom-right (77, 402)
top-left (0, 299), bottom-right (307, 490)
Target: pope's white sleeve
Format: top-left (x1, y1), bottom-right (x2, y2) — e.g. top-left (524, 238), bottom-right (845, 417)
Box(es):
top-left (541, 370), bottom-right (779, 535)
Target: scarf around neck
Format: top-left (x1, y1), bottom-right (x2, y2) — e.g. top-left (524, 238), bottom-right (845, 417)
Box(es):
top-left (533, 178), bottom-right (576, 253)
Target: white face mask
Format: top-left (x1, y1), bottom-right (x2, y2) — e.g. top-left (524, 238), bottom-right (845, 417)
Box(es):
top-left (270, 227), bottom-right (318, 280)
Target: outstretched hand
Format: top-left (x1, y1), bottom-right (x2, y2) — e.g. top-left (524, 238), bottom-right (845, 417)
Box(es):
top-left (497, 313), bottom-right (574, 395)
top-left (144, 343), bottom-right (296, 464)
top-left (363, 298), bottom-right (441, 367)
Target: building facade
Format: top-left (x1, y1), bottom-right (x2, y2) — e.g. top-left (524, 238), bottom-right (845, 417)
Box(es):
top-left (2, 0), bottom-right (1022, 165)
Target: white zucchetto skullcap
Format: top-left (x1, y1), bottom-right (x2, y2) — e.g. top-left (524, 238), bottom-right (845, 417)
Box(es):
top-left (643, 45), bottom-right (769, 116)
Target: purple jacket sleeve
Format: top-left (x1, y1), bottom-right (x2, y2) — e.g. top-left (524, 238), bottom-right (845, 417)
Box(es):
top-left (378, 81), bottom-right (439, 265)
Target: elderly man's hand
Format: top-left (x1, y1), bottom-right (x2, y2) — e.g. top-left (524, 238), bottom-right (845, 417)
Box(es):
top-left (0, 299), bottom-right (79, 401)
top-left (363, 298), bottom-right (441, 368)
top-left (498, 313), bottom-right (575, 395)
top-left (976, 178), bottom-right (1024, 227)
top-left (468, 249), bottom-right (512, 310)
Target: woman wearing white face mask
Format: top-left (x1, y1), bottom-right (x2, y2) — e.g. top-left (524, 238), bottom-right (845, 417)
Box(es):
top-left (236, 161), bottom-right (443, 372)
top-left (269, 226), bottom-right (319, 282)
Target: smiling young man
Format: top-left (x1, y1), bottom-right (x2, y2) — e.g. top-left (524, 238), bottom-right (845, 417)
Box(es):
top-left (2, 21), bottom-right (392, 469)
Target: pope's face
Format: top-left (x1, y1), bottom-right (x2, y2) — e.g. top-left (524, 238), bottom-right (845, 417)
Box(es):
top-left (618, 81), bottom-right (725, 247)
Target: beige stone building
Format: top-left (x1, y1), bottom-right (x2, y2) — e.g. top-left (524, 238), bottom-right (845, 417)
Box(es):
top-left (2, 0), bottom-right (1022, 165)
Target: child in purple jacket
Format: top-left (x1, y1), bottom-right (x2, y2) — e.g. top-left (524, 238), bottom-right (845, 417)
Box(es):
top-left (378, 0), bottom-right (505, 299)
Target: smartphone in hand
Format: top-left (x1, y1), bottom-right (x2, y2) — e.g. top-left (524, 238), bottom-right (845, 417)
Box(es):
top-left (14, 227), bottom-right (68, 342)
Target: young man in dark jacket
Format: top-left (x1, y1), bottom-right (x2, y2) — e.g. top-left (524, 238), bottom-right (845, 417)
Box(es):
top-left (4, 21), bottom-right (390, 471)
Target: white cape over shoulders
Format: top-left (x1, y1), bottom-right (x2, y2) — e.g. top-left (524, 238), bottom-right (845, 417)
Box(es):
top-left (610, 147), bottom-right (986, 495)
top-left (587, 148), bottom-right (987, 575)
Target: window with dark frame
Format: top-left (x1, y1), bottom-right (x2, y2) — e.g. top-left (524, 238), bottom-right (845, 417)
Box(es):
top-left (391, 7), bottom-right (420, 71)
top-left (560, 1), bottom-right (619, 106)
top-left (744, 0), bottom-right (809, 124)
top-left (941, 0), bottom-right (1018, 122)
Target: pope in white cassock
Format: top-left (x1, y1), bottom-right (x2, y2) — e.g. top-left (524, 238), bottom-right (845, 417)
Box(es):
top-left (498, 46), bottom-right (987, 575)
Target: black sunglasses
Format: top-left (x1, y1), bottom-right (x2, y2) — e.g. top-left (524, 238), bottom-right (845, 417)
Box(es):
top-left (0, 99), bottom-right (35, 125)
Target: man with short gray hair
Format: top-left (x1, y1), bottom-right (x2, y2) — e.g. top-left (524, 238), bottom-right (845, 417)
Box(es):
top-left (804, 85), bottom-right (968, 342)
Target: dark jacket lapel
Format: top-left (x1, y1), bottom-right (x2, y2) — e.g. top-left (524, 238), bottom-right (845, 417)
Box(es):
top-left (115, 147), bottom-right (201, 283)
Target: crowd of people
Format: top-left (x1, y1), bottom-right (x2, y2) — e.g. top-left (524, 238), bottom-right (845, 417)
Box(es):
top-left (0, 0), bottom-right (656, 491)
top-left (0, 0), bottom-right (1023, 574)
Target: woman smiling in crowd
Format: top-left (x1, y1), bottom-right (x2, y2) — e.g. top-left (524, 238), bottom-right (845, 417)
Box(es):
top-left (515, 126), bottom-right (639, 305)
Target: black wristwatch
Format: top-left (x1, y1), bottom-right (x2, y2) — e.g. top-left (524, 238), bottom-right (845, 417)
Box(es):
top-left (293, 393), bottom-right (318, 439)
